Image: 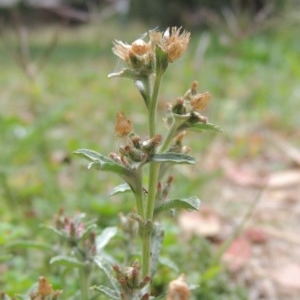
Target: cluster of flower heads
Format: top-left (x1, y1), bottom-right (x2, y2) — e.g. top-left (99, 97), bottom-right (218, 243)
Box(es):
top-left (165, 81), bottom-right (212, 134)
top-left (112, 27), bottom-right (190, 75)
top-left (111, 80), bottom-right (211, 170)
top-left (112, 112), bottom-right (162, 165)
top-left (54, 210), bottom-right (96, 256)
top-left (113, 261), bottom-right (151, 300)
top-left (29, 276), bottom-right (62, 300)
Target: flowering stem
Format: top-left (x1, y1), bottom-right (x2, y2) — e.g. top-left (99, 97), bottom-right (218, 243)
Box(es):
top-left (148, 73), bottom-right (162, 137)
top-left (135, 169), bottom-right (145, 218)
top-left (160, 124), bottom-right (177, 152)
top-left (141, 73), bottom-right (163, 280)
top-left (79, 267), bottom-right (90, 300)
top-left (142, 230), bottom-right (151, 279)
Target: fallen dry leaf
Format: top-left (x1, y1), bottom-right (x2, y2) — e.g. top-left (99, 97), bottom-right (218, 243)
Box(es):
top-left (244, 228), bottom-right (268, 244)
top-left (266, 131), bottom-right (300, 166)
top-left (221, 159), bottom-right (266, 187)
top-left (222, 238), bottom-right (252, 272)
top-left (266, 170), bottom-right (300, 189)
top-left (178, 206), bottom-right (221, 237)
top-left (272, 263), bottom-right (300, 290)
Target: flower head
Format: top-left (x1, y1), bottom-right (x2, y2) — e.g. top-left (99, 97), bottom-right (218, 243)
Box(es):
top-left (166, 274), bottom-right (190, 300)
top-left (160, 27), bottom-right (191, 62)
top-left (112, 38), bottom-right (154, 74)
top-left (190, 92), bottom-right (211, 111)
top-left (115, 112), bottom-right (133, 137)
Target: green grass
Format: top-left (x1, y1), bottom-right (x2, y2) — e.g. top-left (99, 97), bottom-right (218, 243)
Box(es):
top-left (0, 17), bottom-right (299, 298)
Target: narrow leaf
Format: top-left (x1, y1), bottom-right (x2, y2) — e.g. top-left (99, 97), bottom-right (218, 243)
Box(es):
top-left (80, 223), bottom-right (97, 240)
top-left (108, 68), bottom-right (141, 80)
top-left (151, 224), bottom-right (164, 277)
top-left (189, 122), bottom-right (222, 133)
top-left (75, 148), bottom-right (139, 193)
top-left (109, 183), bottom-right (131, 196)
top-left (155, 196), bottom-right (201, 215)
top-left (96, 227), bottom-right (117, 253)
top-left (7, 241), bottom-right (55, 252)
top-left (155, 45), bottom-right (169, 75)
top-left (75, 149), bottom-right (127, 175)
top-left (91, 285), bottom-right (120, 300)
top-left (152, 152), bottom-right (195, 164)
top-left (153, 293), bottom-right (167, 300)
top-left (49, 255), bottom-right (85, 268)
top-left (159, 257), bottom-right (179, 272)
top-left (94, 256), bottom-right (119, 291)
top-left (74, 148), bottom-right (112, 163)
top-left (41, 225), bottom-right (65, 237)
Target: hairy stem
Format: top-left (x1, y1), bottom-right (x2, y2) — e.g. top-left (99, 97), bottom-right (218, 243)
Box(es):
top-left (148, 74), bottom-right (162, 137)
top-left (141, 73), bottom-right (163, 279)
top-left (79, 265), bottom-right (90, 300)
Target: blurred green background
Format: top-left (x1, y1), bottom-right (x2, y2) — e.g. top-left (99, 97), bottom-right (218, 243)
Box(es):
top-left (1, 0), bottom-right (300, 299)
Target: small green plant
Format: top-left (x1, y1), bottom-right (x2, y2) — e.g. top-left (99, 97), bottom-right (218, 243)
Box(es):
top-left (74, 27), bottom-right (220, 300)
top-left (1, 27), bottom-right (220, 300)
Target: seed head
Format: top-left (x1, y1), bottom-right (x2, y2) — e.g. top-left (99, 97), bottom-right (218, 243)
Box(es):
top-left (190, 92), bottom-right (211, 111)
top-left (166, 274), bottom-right (190, 300)
top-left (115, 112), bottom-right (133, 137)
top-left (161, 27), bottom-right (191, 62)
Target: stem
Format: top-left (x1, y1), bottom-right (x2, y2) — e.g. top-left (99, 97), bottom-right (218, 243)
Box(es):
top-left (79, 267), bottom-right (89, 300)
top-left (76, 246), bottom-right (90, 300)
top-left (148, 73), bottom-right (162, 137)
top-left (160, 124), bottom-right (177, 153)
top-left (142, 232), bottom-right (151, 278)
top-left (141, 73), bottom-right (163, 279)
top-left (135, 171), bottom-right (145, 218)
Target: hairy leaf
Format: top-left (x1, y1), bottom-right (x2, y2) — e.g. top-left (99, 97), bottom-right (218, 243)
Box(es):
top-left (49, 255), bottom-right (85, 268)
top-left (151, 224), bottom-right (164, 277)
top-left (109, 183), bottom-right (131, 196)
top-left (6, 241), bottom-right (55, 252)
top-left (74, 148), bottom-right (141, 193)
top-left (91, 285), bottom-right (120, 300)
top-left (96, 227), bottom-right (117, 253)
top-left (155, 196), bottom-right (201, 215)
top-left (188, 122), bottom-right (222, 133)
top-left (94, 256), bottom-right (119, 291)
top-left (151, 152), bottom-right (195, 164)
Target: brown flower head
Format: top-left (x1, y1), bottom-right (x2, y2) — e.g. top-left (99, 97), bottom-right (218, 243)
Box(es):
top-left (160, 27), bottom-right (191, 62)
top-left (115, 112), bottom-right (133, 137)
top-left (112, 38), bottom-right (154, 72)
top-left (190, 92), bottom-right (211, 111)
top-left (38, 276), bottom-right (53, 296)
top-left (166, 274), bottom-right (190, 300)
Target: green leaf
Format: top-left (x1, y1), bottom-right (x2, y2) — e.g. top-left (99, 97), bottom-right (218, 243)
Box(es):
top-left (151, 152), bottom-right (195, 164)
top-left (109, 183), bottom-right (131, 196)
top-left (1, 294), bottom-right (12, 300)
top-left (135, 78), bottom-right (151, 108)
top-left (94, 256), bottom-right (119, 291)
top-left (75, 149), bottom-right (127, 174)
top-left (151, 224), bottom-right (164, 277)
top-left (49, 255), bottom-right (85, 268)
top-left (41, 225), bottom-right (66, 237)
top-left (153, 293), bottom-right (167, 300)
top-left (14, 295), bottom-right (30, 300)
top-left (80, 223), bottom-right (97, 240)
top-left (155, 45), bottom-right (169, 75)
top-left (91, 285), bottom-right (120, 300)
top-left (188, 122), bottom-right (222, 133)
top-left (6, 241), bottom-right (55, 252)
top-left (96, 227), bottom-right (117, 253)
top-left (159, 257), bottom-right (179, 272)
top-left (155, 196), bottom-right (201, 215)
top-left (108, 68), bottom-right (143, 80)
top-left (75, 148), bottom-right (141, 194)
